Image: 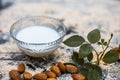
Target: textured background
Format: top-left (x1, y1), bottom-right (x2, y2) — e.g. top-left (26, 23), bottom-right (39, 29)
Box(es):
top-left (0, 0), bottom-right (120, 80)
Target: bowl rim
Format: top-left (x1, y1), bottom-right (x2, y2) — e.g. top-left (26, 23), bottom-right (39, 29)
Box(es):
top-left (10, 16), bottom-right (66, 45)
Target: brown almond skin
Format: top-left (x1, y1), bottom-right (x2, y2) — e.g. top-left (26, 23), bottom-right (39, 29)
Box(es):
top-left (33, 73), bottom-right (47, 80)
top-left (66, 65), bottom-right (78, 73)
top-left (47, 78), bottom-right (57, 80)
top-left (17, 63), bottom-right (25, 73)
top-left (72, 74), bottom-right (85, 80)
top-left (23, 72), bottom-right (32, 80)
top-left (57, 62), bottom-right (66, 72)
top-left (9, 70), bottom-right (21, 80)
top-left (51, 66), bottom-right (61, 76)
top-left (45, 71), bottom-right (56, 78)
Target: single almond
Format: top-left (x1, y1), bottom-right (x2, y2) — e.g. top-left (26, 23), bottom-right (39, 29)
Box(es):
top-left (17, 63), bottom-right (25, 73)
top-left (57, 62), bottom-right (66, 72)
top-left (45, 71), bottom-right (56, 78)
top-left (23, 72), bottom-right (32, 80)
top-left (51, 66), bottom-right (61, 76)
top-left (47, 78), bottom-right (57, 80)
top-left (72, 74), bottom-right (85, 80)
top-left (9, 70), bottom-right (21, 80)
top-left (33, 73), bottom-right (47, 80)
top-left (66, 65), bottom-right (78, 73)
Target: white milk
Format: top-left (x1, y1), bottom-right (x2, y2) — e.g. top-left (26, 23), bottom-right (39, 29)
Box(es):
top-left (16, 26), bottom-right (60, 43)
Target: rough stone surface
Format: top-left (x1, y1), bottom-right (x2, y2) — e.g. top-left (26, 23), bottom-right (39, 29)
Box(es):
top-left (0, 0), bottom-right (120, 80)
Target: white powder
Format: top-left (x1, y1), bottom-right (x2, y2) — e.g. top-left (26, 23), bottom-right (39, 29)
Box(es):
top-left (16, 26), bottom-right (60, 43)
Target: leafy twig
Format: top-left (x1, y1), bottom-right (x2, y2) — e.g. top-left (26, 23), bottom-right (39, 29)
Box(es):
top-left (63, 29), bottom-right (119, 80)
top-left (99, 33), bottom-right (113, 61)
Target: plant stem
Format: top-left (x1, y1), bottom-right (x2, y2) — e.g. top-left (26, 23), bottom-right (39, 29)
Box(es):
top-left (86, 42), bottom-right (100, 65)
top-left (93, 48), bottom-right (100, 65)
top-left (86, 41), bottom-right (100, 65)
top-left (101, 45), bottom-right (104, 51)
top-left (98, 52), bottom-right (102, 56)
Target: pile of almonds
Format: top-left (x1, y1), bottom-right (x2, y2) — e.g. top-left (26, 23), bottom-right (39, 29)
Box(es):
top-left (9, 62), bottom-right (85, 80)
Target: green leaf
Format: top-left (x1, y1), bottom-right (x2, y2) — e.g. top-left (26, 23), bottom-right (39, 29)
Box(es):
top-left (103, 50), bottom-right (119, 63)
top-left (87, 29), bottom-right (101, 43)
top-left (72, 52), bottom-right (84, 65)
top-left (78, 58), bottom-right (84, 65)
top-left (80, 68), bottom-right (89, 78)
top-left (87, 53), bottom-right (93, 61)
top-left (101, 39), bottom-right (104, 43)
top-left (79, 44), bottom-right (92, 58)
top-left (83, 63), bottom-right (93, 70)
top-left (72, 52), bottom-right (79, 62)
top-left (81, 63), bottom-right (102, 80)
top-left (87, 69), bottom-right (100, 80)
top-left (93, 65), bottom-right (102, 77)
top-left (83, 63), bottom-right (102, 76)
top-left (98, 42), bottom-right (102, 45)
top-left (103, 42), bottom-right (107, 46)
top-left (63, 35), bottom-right (85, 47)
